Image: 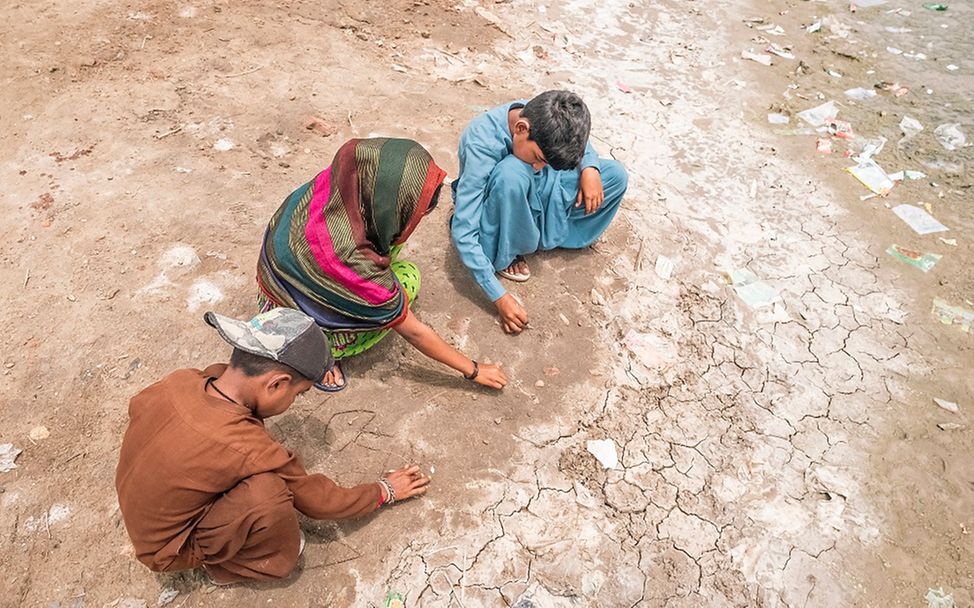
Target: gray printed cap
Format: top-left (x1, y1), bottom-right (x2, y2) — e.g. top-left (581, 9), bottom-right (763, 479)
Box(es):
top-left (203, 308), bottom-right (332, 383)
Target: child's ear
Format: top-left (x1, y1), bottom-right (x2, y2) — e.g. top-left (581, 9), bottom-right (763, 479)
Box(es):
top-left (515, 118), bottom-right (531, 135)
top-left (266, 373), bottom-right (293, 393)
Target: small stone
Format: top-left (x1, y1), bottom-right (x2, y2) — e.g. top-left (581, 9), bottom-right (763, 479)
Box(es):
top-left (4, 362), bottom-right (13, 369)
top-left (493, 418), bottom-right (501, 425)
top-left (66, 294), bottom-right (77, 302)
top-left (29, 426), bottom-right (50, 441)
top-left (535, 380), bottom-right (545, 387)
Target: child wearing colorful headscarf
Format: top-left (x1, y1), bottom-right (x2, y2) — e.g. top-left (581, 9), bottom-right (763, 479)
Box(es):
top-left (257, 138), bottom-right (507, 391)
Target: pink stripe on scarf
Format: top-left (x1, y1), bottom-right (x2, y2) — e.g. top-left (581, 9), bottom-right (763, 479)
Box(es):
top-left (305, 168), bottom-right (397, 305)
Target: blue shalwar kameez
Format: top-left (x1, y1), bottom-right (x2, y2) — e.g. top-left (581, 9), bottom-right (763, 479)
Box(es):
top-left (450, 101), bottom-right (629, 302)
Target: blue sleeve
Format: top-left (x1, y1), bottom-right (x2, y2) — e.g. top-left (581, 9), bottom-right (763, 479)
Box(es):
top-left (451, 138), bottom-right (507, 303)
top-left (581, 141), bottom-right (601, 172)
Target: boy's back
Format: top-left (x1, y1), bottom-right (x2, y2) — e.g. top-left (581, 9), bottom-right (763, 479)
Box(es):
top-left (115, 364), bottom-right (286, 571)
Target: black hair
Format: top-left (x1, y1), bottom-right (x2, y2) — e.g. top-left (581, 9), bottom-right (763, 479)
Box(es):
top-left (425, 183), bottom-right (443, 215)
top-left (229, 348), bottom-right (308, 381)
top-left (521, 90), bottom-right (592, 171)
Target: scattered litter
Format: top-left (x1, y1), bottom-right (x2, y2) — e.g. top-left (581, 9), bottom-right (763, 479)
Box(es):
top-left (946, 64), bottom-right (959, 71)
top-left (766, 44), bottom-right (795, 60)
top-left (933, 398), bottom-right (959, 414)
top-left (931, 298), bottom-right (973, 332)
top-left (893, 204), bottom-right (948, 234)
top-left (828, 119), bottom-right (855, 139)
top-left (886, 245), bottom-right (941, 272)
top-left (174, 167), bottom-right (192, 173)
top-left (887, 47), bottom-right (903, 55)
top-left (0, 444), bottom-right (22, 473)
top-left (885, 26), bottom-right (912, 33)
top-left (615, 81), bottom-right (633, 94)
top-left (877, 81), bottom-right (910, 96)
top-left (767, 113), bottom-right (790, 124)
top-left (384, 591), bottom-right (406, 608)
top-left (826, 68), bottom-right (844, 78)
top-left (623, 330), bottom-right (677, 368)
top-left (212, 138), bottom-right (234, 152)
top-left (845, 87), bottom-right (877, 101)
top-left (756, 24), bottom-right (786, 36)
top-left (888, 169), bottom-right (926, 181)
top-left (939, 237), bottom-right (957, 246)
top-left (900, 116), bottom-right (923, 137)
top-left (922, 3), bottom-right (948, 10)
top-left (937, 423), bottom-right (963, 431)
top-left (391, 64), bottom-right (408, 73)
top-left (157, 588), bottom-right (179, 607)
top-left (851, 136), bottom-right (887, 163)
top-left (655, 255), bottom-right (674, 280)
top-left (118, 599), bottom-right (148, 608)
top-left (806, 21), bottom-right (822, 33)
top-left (586, 439), bottom-right (618, 470)
top-left (816, 137), bottom-right (833, 154)
top-left (728, 269), bottom-right (780, 309)
top-left (933, 123), bottom-right (966, 151)
top-left (847, 161), bottom-right (895, 195)
top-left (854, 0), bottom-right (888, 6)
top-left (742, 50), bottom-right (773, 66)
top-left (28, 426), bottom-right (50, 442)
top-left (797, 100), bottom-right (837, 127)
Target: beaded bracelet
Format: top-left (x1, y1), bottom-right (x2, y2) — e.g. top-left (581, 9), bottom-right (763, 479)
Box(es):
top-left (464, 361), bottom-right (479, 381)
top-left (377, 477), bottom-right (396, 507)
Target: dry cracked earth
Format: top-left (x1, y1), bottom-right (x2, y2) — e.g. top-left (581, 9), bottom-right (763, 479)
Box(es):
top-left (1, 0), bottom-right (971, 607)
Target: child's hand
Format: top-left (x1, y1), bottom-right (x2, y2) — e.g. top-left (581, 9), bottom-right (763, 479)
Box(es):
top-left (382, 465), bottom-right (430, 502)
top-left (576, 167), bottom-right (604, 215)
top-left (475, 362), bottom-right (508, 389)
top-left (495, 293), bottom-right (528, 334)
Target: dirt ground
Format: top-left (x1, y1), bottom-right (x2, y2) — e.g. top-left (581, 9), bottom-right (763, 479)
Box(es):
top-left (1, 0), bottom-right (971, 607)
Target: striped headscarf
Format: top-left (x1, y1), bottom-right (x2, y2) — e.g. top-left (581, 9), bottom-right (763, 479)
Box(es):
top-left (257, 138), bottom-right (446, 329)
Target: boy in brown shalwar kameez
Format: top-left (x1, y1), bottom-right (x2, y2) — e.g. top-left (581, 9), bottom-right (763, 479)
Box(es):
top-left (115, 308), bottom-right (430, 584)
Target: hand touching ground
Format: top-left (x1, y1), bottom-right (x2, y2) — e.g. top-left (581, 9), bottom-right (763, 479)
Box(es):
top-left (381, 465), bottom-right (430, 503)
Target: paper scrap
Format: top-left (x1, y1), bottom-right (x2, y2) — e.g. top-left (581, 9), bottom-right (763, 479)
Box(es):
top-left (931, 298), bottom-right (973, 332)
top-left (767, 113), bottom-right (790, 125)
top-left (586, 439), bottom-right (618, 470)
top-left (847, 160), bottom-right (895, 195)
top-left (0, 443), bottom-right (21, 473)
top-left (939, 237), bottom-right (957, 246)
top-left (900, 116), bottom-right (924, 138)
top-left (892, 204), bottom-right (948, 234)
top-left (655, 255), bottom-right (674, 280)
top-left (742, 50), bottom-right (773, 66)
top-left (766, 44), bottom-right (795, 59)
top-left (797, 100), bottom-right (837, 127)
top-left (729, 269), bottom-right (780, 309)
top-left (886, 245), bottom-right (941, 272)
top-left (845, 87), bottom-right (877, 101)
top-left (933, 398), bottom-right (959, 413)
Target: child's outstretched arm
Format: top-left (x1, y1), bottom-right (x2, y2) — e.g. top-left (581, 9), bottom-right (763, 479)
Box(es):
top-left (394, 308), bottom-right (508, 389)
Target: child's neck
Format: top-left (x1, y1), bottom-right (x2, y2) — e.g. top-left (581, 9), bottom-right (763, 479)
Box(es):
top-left (207, 367), bottom-right (254, 411)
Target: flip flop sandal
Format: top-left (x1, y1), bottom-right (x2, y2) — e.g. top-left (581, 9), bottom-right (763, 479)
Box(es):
top-left (314, 361), bottom-right (348, 393)
top-left (497, 256), bottom-right (531, 282)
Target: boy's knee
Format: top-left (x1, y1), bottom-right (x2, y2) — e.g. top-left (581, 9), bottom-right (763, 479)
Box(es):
top-left (599, 159), bottom-right (629, 192)
top-left (487, 155), bottom-right (533, 198)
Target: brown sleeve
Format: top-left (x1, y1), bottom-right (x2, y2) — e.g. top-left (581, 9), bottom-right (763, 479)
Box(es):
top-left (252, 443), bottom-right (382, 520)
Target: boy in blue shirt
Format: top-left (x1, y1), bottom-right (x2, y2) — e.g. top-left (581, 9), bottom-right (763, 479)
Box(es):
top-left (450, 90), bottom-right (628, 334)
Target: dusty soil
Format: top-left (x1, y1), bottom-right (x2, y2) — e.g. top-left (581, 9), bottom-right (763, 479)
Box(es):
top-left (1, 0), bottom-right (971, 607)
